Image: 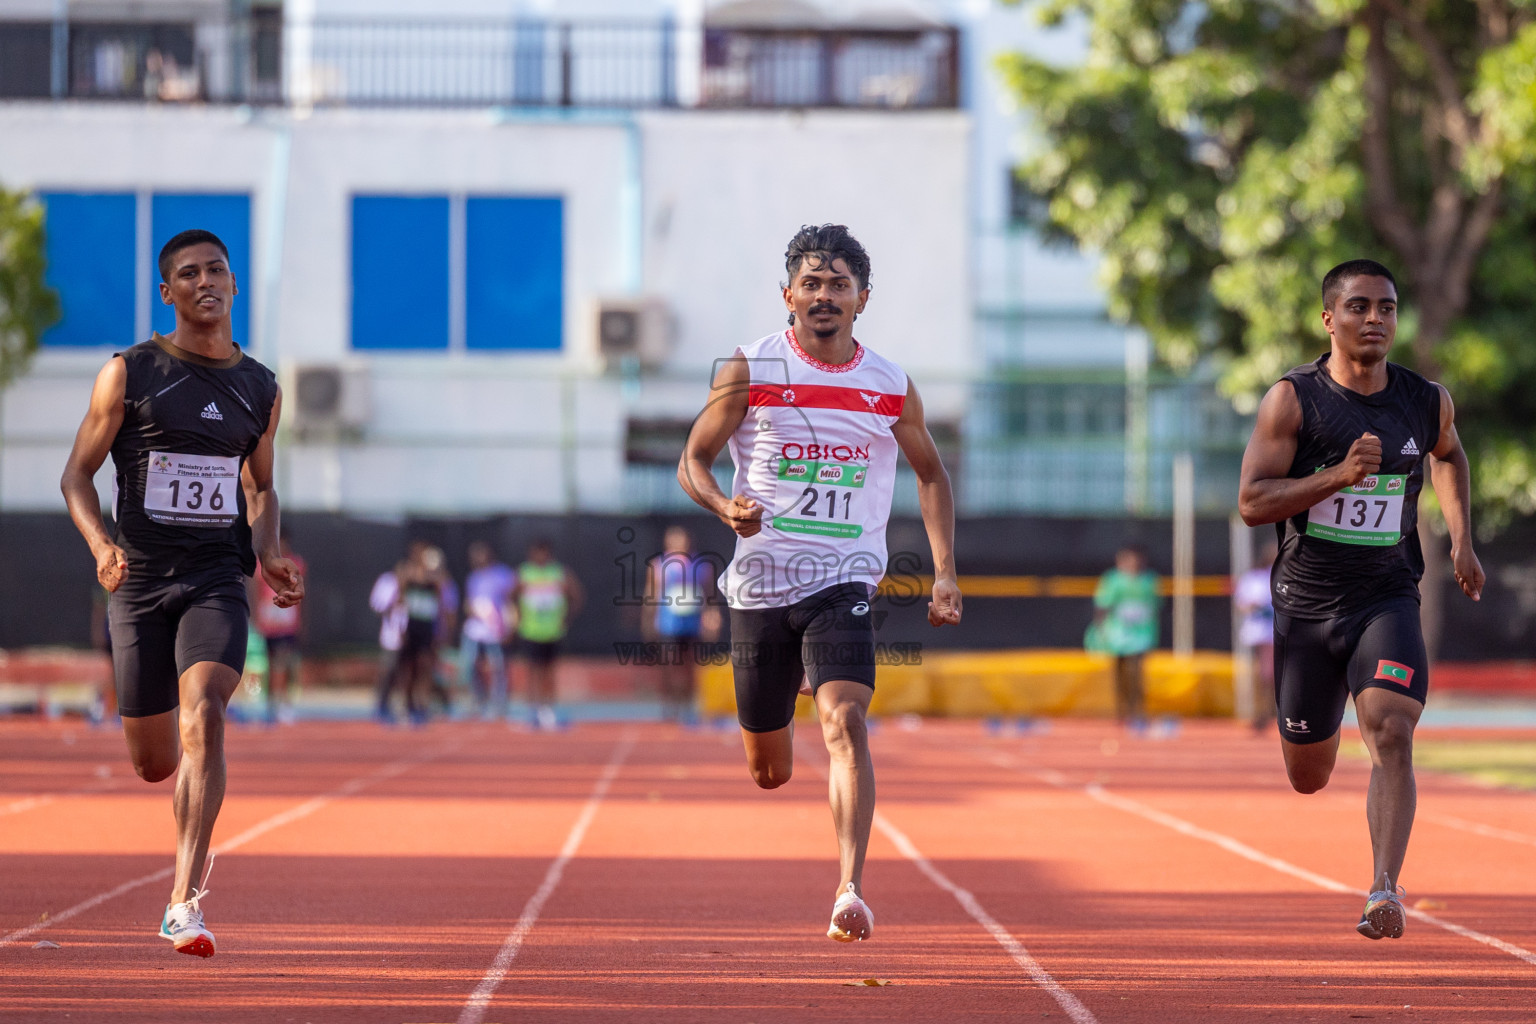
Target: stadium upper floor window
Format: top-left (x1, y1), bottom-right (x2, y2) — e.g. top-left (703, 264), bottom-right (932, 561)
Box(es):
top-left (0, 6), bottom-right (958, 109)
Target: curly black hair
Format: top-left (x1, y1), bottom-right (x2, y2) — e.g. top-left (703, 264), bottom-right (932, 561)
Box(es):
top-left (785, 223), bottom-right (871, 291)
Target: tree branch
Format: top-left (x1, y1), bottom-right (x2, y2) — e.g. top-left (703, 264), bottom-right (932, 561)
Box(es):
top-left (1370, 0), bottom-right (1475, 155)
top-left (1360, 7), bottom-right (1421, 256)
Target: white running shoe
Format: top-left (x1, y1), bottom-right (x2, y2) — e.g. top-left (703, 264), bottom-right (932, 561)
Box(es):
top-left (158, 854), bottom-right (217, 957)
top-left (828, 882), bottom-right (874, 942)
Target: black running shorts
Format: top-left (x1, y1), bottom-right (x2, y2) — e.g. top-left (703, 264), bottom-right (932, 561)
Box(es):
top-left (108, 565), bottom-right (250, 718)
top-left (729, 582), bottom-right (876, 734)
top-left (1273, 596), bottom-right (1428, 745)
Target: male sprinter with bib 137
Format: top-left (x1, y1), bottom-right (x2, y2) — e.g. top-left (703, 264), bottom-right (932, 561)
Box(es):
top-left (1239, 259), bottom-right (1484, 940)
top-left (679, 224), bottom-right (962, 942)
top-left (60, 229), bottom-right (304, 956)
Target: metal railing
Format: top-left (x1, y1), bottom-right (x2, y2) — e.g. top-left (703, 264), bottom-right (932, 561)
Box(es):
top-left (0, 17), bottom-right (961, 110)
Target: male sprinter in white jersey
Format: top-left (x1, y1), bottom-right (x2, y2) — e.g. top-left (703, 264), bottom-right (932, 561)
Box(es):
top-left (1239, 259), bottom-right (1484, 940)
top-left (61, 229), bottom-right (304, 956)
top-left (679, 224), bottom-right (962, 941)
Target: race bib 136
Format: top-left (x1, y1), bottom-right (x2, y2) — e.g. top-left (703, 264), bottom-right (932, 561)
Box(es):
top-left (143, 451), bottom-right (240, 528)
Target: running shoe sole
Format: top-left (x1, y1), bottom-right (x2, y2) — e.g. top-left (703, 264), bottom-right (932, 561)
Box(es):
top-left (1364, 900), bottom-right (1405, 939)
top-left (173, 934), bottom-right (217, 958)
top-left (828, 895), bottom-right (873, 942)
top-left (1356, 913), bottom-right (1384, 940)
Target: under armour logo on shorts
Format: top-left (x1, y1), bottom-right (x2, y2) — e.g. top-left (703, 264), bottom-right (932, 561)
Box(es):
top-left (1285, 718), bottom-right (1310, 733)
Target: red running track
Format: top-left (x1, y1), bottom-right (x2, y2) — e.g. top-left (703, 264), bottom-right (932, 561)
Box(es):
top-left (2, 717), bottom-right (1534, 1023)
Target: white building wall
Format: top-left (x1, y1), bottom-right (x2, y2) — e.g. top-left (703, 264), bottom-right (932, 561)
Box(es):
top-left (0, 101), bottom-right (971, 514)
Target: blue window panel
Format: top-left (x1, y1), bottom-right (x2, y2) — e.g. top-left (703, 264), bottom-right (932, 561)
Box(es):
top-left (465, 196), bottom-right (563, 351)
top-left (39, 192), bottom-right (136, 347)
top-left (351, 196), bottom-right (450, 350)
top-left (151, 193), bottom-right (252, 346)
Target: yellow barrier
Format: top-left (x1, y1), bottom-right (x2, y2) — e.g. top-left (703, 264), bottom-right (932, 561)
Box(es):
top-left (697, 649), bottom-right (1235, 719)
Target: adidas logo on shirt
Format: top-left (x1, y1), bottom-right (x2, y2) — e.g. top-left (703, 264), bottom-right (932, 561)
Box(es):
top-left (201, 402), bottom-right (224, 421)
top-left (1400, 437), bottom-right (1419, 455)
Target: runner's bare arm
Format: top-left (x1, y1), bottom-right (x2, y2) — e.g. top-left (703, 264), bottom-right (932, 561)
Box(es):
top-left (60, 358), bottom-right (130, 591)
top-left (242, 386), bottom-right (304, 607)
top-left (891, 378), bottom-right (961, 627)
top-left (678, 353), bottom-right (761, 538)
top-left (1238, 380), bottom-right (1381, 526)
top-left (1427, 383), bottom-right (1484, 601)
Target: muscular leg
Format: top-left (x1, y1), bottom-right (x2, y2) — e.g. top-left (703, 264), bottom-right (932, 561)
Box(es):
top-left (741, 722), bottom-right (793, 790)
top-left (1354, 686), bottom-right (1423, 891)
top-left (170, 662), bottom-right (240, 904)
top-left (1281, 730), bottom-right (1341, 794)
top-left (815, 679), bottom-right (875, 897)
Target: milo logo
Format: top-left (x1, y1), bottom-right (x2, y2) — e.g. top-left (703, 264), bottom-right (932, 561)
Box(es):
top-left (784, 463), bottom-right (809, 478)
top-left (852, 469), bottom-right (866, 485)
top-left (817, 465), bottom-right (843, 483)
top-left (1386, 477), bottom-right (1403, 492)
top-left (1353, 476), bottom-right (1378, 493)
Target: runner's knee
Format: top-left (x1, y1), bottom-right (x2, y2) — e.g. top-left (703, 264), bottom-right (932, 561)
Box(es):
top-left (133, 749), bottom-right (179, 783)
top-left (178, 695), bottom-right (226, 757)
top-left (820, 700), bottom-right (867, 753)
top-left (748, 756), bottom-right (792, 789)
top-left (1362, 711), bottom-right (1415, 764)
top-left (1287, 762), bottom-right (1332, 794)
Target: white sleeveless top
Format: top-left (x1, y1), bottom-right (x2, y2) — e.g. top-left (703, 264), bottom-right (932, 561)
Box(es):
top-left (720, 329), bottom-right (908, 610)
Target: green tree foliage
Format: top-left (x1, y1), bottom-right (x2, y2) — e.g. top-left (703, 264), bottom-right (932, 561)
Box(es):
top-left (1000, 0), bottom-right (1536, 529)
top-left (0, 186), bottom-right (58, 391)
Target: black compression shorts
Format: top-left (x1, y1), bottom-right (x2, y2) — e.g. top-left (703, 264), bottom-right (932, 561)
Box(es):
top-left (108, 564), bottom-right (249, 718)
top-left (1274, 596), bottom-right (1428, 745)
top-left (729, 582), bottom-right (876, 733)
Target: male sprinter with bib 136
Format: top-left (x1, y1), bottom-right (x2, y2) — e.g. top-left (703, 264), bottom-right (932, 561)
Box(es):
top-left (1239, 259), bottom-right (1484, 940)
top-left (60, 229), bottom-right (304, 956)
top-left (679, 224), bottom-right (962, 942)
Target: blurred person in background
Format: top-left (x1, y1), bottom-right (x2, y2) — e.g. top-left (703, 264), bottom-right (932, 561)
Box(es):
top-left (394, 544), bottom-right (452, 724)
top-left (460, 541), bottom-right (515, 719)
top-left (644, 526), bottom-right (720, 723)
top-left (1234, 541), bottom-right (1278, 732)
top-left (1091, 545), bottom-right (1160, 731)
top-left (513, 539), bottom-right (582, 730)
top-left (430, 548), bottom-right (459, 714)
top-left (370, 541), bottom-right (414, 723)
top-left (250, 526), bottom-right (305, 723)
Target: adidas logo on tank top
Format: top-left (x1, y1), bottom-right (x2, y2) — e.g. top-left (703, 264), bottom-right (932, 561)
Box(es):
top-left (201, 402), bottom-right (224, 421)
top-left (1400, 437), bottom-right (1419, 455)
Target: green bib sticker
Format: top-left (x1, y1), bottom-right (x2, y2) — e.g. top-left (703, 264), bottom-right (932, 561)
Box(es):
top-left (771, 517), bottom-right (864, 538)
top-left (1305, 474), bottom-right (1406, 546)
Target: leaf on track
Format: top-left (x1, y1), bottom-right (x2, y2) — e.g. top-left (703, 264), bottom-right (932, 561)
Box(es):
top-left (843, 978), bottom-right (894, 986)
top-left (32, 940), bottom-right (60, 949)
top-left (1413, 898), bottom-right (1447, 910)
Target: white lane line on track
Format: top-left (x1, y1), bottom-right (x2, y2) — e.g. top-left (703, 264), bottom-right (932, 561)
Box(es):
top-left (0, 739), bottom-right (460, 949)
top-left (457, 728), bottom-right (637, 1024)
top-left (1421, 811), bottom-right (1536, 849)
top-left (799, 743), bottom-right (1099, 1023)
top-left (1082, 782), bottom-right (1536, 968)
top-left (872, 812), bottom-right (1101, 1024)
top-left (1, 778), bottom-right (123, 818)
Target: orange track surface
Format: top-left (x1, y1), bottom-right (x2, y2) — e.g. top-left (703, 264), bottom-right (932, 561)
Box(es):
top-left (3, 718), bottom-right (1534, 1023)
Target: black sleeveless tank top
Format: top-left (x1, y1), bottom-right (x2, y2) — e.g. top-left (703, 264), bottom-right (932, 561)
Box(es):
top-left (1271, 354), bottom-right (1441, 618)
top-left (109, 335), bottom-right (278, 578)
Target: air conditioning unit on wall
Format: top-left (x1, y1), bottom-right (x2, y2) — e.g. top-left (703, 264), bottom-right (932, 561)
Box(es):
top-left (281, 363), bottom-right (371, 440)
top-left (593, 297), bottom-right (672, 371)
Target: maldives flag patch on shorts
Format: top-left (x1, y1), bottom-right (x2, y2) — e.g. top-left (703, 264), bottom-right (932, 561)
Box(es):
top-left (1374, 660), bottom-right (1415, 688)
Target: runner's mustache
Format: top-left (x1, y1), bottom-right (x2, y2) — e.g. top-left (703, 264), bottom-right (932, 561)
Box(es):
top-left (808, 304), bottom-right (842, 316)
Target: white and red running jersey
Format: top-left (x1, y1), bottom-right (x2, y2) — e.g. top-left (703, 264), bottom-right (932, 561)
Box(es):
top-left (719, 328), bottom-right (908, 610)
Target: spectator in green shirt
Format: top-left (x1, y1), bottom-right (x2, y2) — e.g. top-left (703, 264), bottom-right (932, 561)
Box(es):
top-left (1091, 545), bottom-right (1160, 729)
